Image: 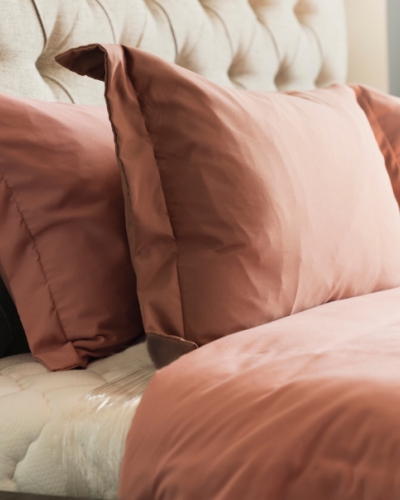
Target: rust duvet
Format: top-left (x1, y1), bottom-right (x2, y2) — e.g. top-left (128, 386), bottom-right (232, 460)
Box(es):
top-left (120, 286), bottom-right (400, 500)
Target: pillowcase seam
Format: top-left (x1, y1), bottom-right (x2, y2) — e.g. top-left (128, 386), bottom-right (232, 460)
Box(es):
top-left (358, 86), bottom-right (400, 179)
top-left (109, 45), bottom-right (188, 341)
top-left (0, 172), bottom-right (71, 348)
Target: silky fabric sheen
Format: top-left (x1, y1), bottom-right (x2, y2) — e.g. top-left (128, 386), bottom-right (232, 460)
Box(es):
top-left (119, 286), bottom-right (400, 500)
top-left (351, 84), bottom-right (400, 207)
top-left (58, 45), bottom-right (400, 366)
top-left (0, 92), bottom-right (144, 370)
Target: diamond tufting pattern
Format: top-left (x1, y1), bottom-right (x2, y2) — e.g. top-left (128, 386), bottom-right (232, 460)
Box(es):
top-left (0, 0), bottom-right (347, 105)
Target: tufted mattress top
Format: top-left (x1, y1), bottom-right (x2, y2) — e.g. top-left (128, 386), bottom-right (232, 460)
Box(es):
top-left (0, 0), bottom-right (347, 105)
top-left (0, 341), bottom-right (155, 499)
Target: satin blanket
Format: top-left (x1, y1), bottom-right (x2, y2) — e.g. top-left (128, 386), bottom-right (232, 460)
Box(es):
top-left (120, 287), bottom-right (400, 500)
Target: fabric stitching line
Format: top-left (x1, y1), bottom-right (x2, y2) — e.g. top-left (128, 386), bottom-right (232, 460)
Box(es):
top-left (0, 173), bottom-right (72, 347)
top-left (11, 388), bottom-right (52, 484)
top-left (92, 0), bottom-right (117, 43)
top-left (293, 0), bottom-right (324, 62)
top-left (41, 74), bottom-right (75, 103)
top-left (202, 5), bottom-right (234, 57)
top-left (0, 358), bottom-right (34, 377)
top-left (120, 46), bottom-right (188, 341)
top-left (228, 18), bottom-right (259, 88)
top-left (304, 24), bottom-right (324, 65)
top-left (0, 373), bottom-right (25, 391)
top-left (100, 46), bottom-right (136, 264)
top-left (100, 45), bottom-right (143, 289)
top-left (278, 11), bottom-right (310, 81)
top-left (300, 23), bottom-right (327, 87)
top-left (176, 11), bottom-right (208, 66)
top-left (100, 46), bottom-right (187, 341)
top-left (31, 0), bottom-right (47, 51)
top-left (255, 16), bottom-right (282, 63)
top-left (359, 86), bottom-right (400, 175)
top-left (135, 9), bottom-right (149, 49)
top-left (151, 0), bottom-right (178, 59)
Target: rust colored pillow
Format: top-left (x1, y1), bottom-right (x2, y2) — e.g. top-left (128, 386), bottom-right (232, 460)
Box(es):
top-left (58, 45), bottom-right (400, 368)
top-left (350, 84), bottom-right (400, 207)
top-left (0, 92), bottom-right (144, 370)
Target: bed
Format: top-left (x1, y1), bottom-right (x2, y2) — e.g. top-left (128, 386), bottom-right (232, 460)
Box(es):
top-left (2, 2), bottom-right (400, 500)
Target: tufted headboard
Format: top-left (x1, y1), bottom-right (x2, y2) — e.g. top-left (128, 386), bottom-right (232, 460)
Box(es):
top-left (0, 0), bottom-right (347, 106)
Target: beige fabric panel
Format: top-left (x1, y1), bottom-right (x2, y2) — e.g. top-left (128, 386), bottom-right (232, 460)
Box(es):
top-left (0, 0), bottom-right (347, 105)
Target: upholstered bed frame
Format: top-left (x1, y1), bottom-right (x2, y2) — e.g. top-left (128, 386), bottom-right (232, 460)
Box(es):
top-left (1, 0), bottom-right (347, 105)
top-left (0, 1), bottom-right (349, 498)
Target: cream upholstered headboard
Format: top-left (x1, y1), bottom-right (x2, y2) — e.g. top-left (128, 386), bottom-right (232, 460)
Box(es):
top-left (0, 0), bottom-right (347, 105)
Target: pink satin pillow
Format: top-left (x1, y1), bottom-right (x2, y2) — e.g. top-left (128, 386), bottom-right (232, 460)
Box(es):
top-left (0, 92), bottom-right (144, 370)
top-left (351, 84), bottom-right (400, 207)
top-left (58, 45), bottom-right (400, 368)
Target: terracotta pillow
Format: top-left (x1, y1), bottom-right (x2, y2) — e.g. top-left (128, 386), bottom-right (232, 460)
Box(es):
top-left (58, 45), bottom-right (400, 368)
top-left (0, 92), bottom-right (144, 370)
top-left (350, 84), bottom-right (400, 207)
